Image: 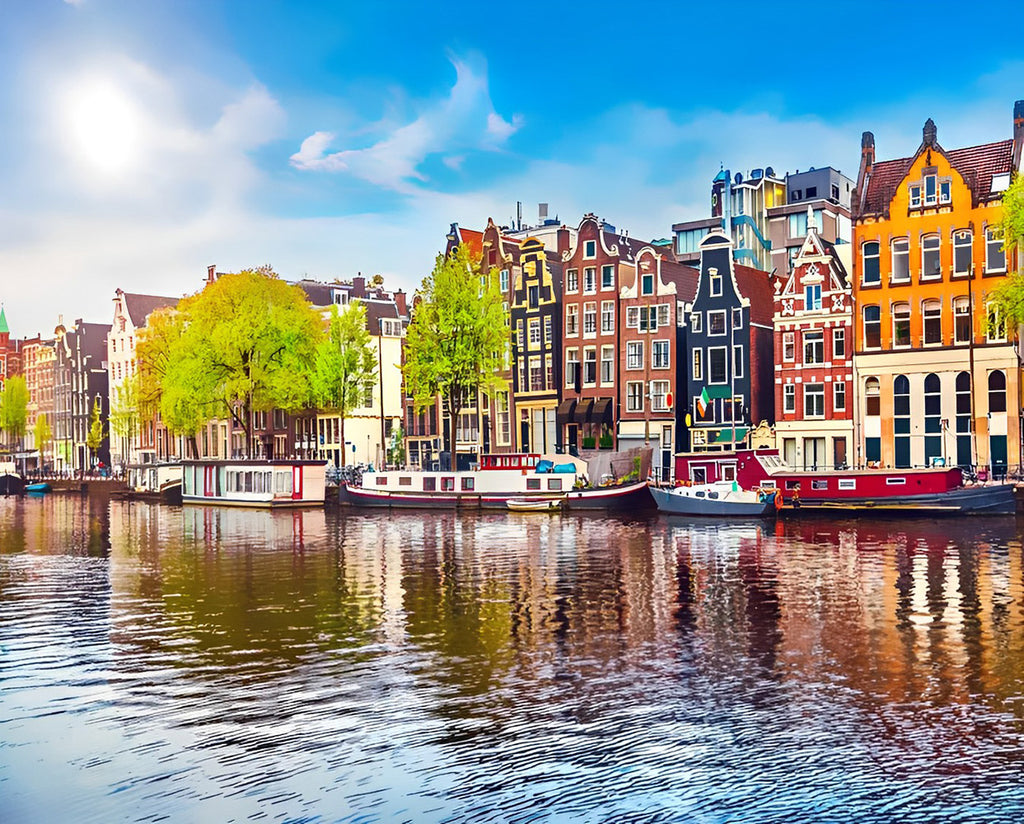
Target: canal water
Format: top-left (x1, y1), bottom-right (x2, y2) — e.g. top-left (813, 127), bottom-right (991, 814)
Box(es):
top-left (3, 494), bottom-right (1024, 822)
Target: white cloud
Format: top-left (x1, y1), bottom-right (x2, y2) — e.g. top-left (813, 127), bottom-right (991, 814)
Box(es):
top-left (290, 55), bottom-right (521, 192)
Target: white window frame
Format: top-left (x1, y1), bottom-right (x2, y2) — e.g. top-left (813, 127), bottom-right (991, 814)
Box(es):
top-left (652, 339), bottom-right (670, 369)
top-left (600, 345), bottom-right (614, 385)
top-left (692, 348), bottom-right (703, 381)
top-left (626, 306), bottom-right (639, 328)
top-left (986, 227), bottom-right (1006, 273)
top-left (833, 327), bottom-right (846, 359)
top-left (783, 331), bottom-right (795, 362)
top-left (783, 383), bottom-right (795, 414)
top-left (833, 380), bottom-right (846, 412)
top-left (891, 238), bottom-right (910, 282)
top-left (690, 312), bottom-right (702, 333)
top-left (626, 381), bottom-right (644, 412)
top-left (565, 349), bottom-right (579, 387)
top-left (650, 380), bottom-right (670, 412)
top-left (626, 341), bottom-right (644, 370)
top-left (708, 310), bottom-right (727, 336)
top-left (584, 240), bottom-right (597, 259)
top-left (583, 267), bottom-right (597, 294)
top-left (708, 346), bottom-right (728, 384)
top-left (804, 383), bottom-right (825, 418)
top-left (601, 301), bottom-right (615, 333)
top-left (733, 345), bottom-right (743, 378)
top-left (583, 302), bottom-right (597, 335)
top-left (566, 304), bottom-right (579, 336)
top-left (803, 330), bottom-right (824, 364)
top-left (921, 234), bottom-right (941, 279)
top-left (566, 268), bottom-right (578, 293)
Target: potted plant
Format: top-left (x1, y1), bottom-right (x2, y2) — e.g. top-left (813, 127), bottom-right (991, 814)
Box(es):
top-left (581, 436), bottom-right (596, 450)
top-left (599, 434), bottom-right (614, 449)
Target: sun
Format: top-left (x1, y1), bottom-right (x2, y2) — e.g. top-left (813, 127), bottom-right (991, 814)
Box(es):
top-left (66, 80), bottom-right (140, 175)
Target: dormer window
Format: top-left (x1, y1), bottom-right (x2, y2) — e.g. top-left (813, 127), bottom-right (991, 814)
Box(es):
top-left (584, 240), bottom-right (596, 258)
top-left (709, 269), bottom-right (722, 297)
top-left (909, 185), bottom-right (921, 208)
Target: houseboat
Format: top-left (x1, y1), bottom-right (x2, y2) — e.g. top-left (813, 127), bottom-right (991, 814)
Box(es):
top-left (181, 459), bottom-right (326, 507)
top-left (341, 453), bottom-right (653, 511)
top-left (650, 481), bottom-right (777, 518)
top-left (0, 457), bottom-right (23, 496)
top-left (673, 449), bottom-right (1016, 515)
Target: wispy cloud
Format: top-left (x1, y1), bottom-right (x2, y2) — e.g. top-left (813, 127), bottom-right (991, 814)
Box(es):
top-left (290, 55), bottom-right (521, 193)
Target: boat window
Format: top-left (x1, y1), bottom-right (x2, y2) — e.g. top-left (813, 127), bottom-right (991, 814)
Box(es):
top-left (375, 476), bottom-right (388, 486)
top-left (722, 464), bottom-right (736, 482)
top-left (547, 478), bottom-right (563, 491)
top-left (399, 476), bottom-right (412, 486)
top-left (785, 480), bottom-right (801, 490)
top-left (691, 467), bottom-right (707, 484)
top-left (885, 477), bottom-right (906, 485)
top-left (526, 478), bottom-right (541, 490)
top-left (708, 491), bottom-right (719, 499)
top-left (838, 479), bottom-right (856, 490)
top-left (696, 491), bottom-right (705, 498)
top-left (760, 481), bottom-right (777, 490)
top-left (423, 477), bottom-right (436, 491)
top-left (461, 477), bottom-right (475, 491)
top-left (441, 477), bottom-right (455, 491)
top-left (811, 480), bottom-right (828, 490)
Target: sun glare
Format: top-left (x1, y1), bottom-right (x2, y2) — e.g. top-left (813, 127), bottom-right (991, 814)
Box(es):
top-left (66, 81), bottom-right (140, 174)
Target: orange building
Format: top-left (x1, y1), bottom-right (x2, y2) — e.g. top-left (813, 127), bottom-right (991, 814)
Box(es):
top-left (852, 103), bottom-right (1023, 474)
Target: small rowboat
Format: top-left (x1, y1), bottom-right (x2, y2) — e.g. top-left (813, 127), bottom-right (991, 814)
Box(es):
top-left (25, 482), bottom-right (51, 494)
top-left (506, 496), bottom-right (564, 513)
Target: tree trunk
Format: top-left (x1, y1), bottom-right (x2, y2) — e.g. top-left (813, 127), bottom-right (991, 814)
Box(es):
top-left (339, 413), bottom-right (347, 467)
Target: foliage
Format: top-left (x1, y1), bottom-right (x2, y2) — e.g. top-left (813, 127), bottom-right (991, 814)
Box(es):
top-left (403, 243), bottom-right (509, 457)
top-left (388, 423), bottom-right (405, 468)
top-left (34, 412), bottom-right (52, 459)
top-left (86, 397), bottom-right (105, 457)
top-left (110, 373), bottom-right (142, 444)
top-left (1003, 172), bottom-right (1024, 255)
top-left (310, 301), bottom-right (377, 466)
top-left (0, 375), bottom-right (29, 446)
top-left (147, 270), bottom-right (323, 455)
top-left (989, 175), bottom-right (1024, 328)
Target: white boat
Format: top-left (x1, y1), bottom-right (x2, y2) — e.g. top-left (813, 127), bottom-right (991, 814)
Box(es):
top-left (180, 459), bottom-right (326, 507)
top-left (650, 481), bottom-right (777, 518)
top-left (506, 496), bottom-right (564, 512)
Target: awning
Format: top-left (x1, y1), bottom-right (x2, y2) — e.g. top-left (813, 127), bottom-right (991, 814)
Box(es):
top-left (591, 398), bottom-right (613, 424)
top-left (556, 399), bottom-right (577, 424)
top-left (574, 399), bottom-right (594, 423)
top-left (703, 385), bottom-right (733, 400)
top-left (713, 427), bottom-right (748, 444)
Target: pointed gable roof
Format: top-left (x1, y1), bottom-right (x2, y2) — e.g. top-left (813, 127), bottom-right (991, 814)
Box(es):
top-left (0, 306), bottom-right (8, 335)
top-left (120, 292), bottom-right (179, 328)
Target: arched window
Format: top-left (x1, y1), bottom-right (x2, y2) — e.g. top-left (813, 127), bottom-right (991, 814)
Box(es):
top-left (893, 302), bottom-right (911, 347)
top-left (924, 373), bottom-right (941, 465)
top-left (894, 375), bottom-right (911, 467)
top-left (922, 234), bottom-right (941, 278)
top-left (955, 371), bottom-right (972, 468)
top-left (923, 300), bottom-right (942, 345)
top-left (891, 238), bottom-right (910, 282)
top-left (862, 241), bottom-right (880, 284)
top-left (953, 229), bottom-right (972, 276)
top-left (864, 377), bottom-right (881, 464)
top-left (988, 370), bottom-right (1007, 413)
top-left (863, 305), bottom-right (881, 349)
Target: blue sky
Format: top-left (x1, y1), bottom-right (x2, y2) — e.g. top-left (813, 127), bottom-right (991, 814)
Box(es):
top-left (3, 0), bottom-right (1023, 336)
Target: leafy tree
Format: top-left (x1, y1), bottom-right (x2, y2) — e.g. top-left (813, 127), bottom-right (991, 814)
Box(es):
top-left (109, 373), bottom-right (142, 464)
top-left (159, 269), bottom-right (322, 456)
top-left (403, 243), bottom-right (509, 459)
top-left (986, 175), bottom-right (1024, 327)
top-left (388, 422), bottom-right (405, 468)
top-left (0, 375), bottom-right (29, 449)
top-left (310, 301), bottom-right (377, 467)
top-left (86, 396), bottom-right (105, 467)
top-left (34, 412), bottom-right (52, 466)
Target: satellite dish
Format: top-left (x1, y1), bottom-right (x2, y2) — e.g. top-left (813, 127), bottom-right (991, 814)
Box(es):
top-left (766, 166), bottom-right (775, 177)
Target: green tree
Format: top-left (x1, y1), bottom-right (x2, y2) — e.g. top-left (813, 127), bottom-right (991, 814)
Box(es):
top-left (86, 396), bottom-right (105, 468)
top-left (988, 174), bottom-right (1024, 326)
top-left (403, 243), bottom-right (509, 459)
top-left (0, 375), bottom-right (29, 449)
top-left (388, 422), bottom-right (405, 468)
top-left (310, 301), bottom-right (377, 467)
top-left (160, 269), bottom-right (322, 456)
top-left (109, 373), bottom-right (142, 465)
top-left (34, 412), bottom-right (52, 466)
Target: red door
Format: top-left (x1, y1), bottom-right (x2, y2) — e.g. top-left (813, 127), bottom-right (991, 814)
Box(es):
top-left (292, 465), bottom-right (302, 500)
top-left (204, 465), bottom-right (215, 497)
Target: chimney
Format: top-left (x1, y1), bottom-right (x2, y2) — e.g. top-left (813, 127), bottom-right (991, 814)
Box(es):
top-left (854, 131), bottom-right (875, 219)
top-left (557, 225), bottom-right (571, 256)
top-left (206, 264), bottom-right (217, 283)
top-left (1013, 99), bottom-right (1024, 171)
top-left (394, 290), bottom-right (408, 318)
top-left (353, 274), bottom-right (366, 297)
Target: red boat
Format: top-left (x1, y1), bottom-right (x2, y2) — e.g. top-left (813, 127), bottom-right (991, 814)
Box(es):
top-left (673, 449), bottom-right (1017, 515)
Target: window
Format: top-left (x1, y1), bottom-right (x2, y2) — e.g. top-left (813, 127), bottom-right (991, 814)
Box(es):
top-left (833, 328), bottom-right (846, 359)
top-left (783, 332), bottom-right (795, 361)
top-left (783, 384), bottom-right (795, 414)
top-left (584, 240), bottom-right (596, 258)
top-left (692, 349), bottom-right (703, 381)
top-left (987, 227), bottom-right (1006, 273)
top-left (690, 312), bottom-right (702, 333)
top-left (923, 300), bottom-right (941, 345)
top-left (583, 267), bottom-right (596, 293)
top-left (601, 301), bottom-right (614, 333)
top-left (939, 180), bottom-right (951, 204)
top-left (583, 303), bottom-right (597, 334)
top-left (651, 381), bottom-right (670, 412)
top-left (924, 373), bottom-right (941, 466)
top-left (583, 349), bottom-right (596, 385)
top-left (500, 269), bottom-right (509, 292)
top-left (806, 186), bottom-right (817, 198)
top-left (652, 340), bottom-right (670, 369)
top-left (626, 341), bottom-right (643, 369)
top-left (710, 271), bottom-right (722, 296)
top-left (626, 381), bottom-right (644, 412)
top-left (865, 377), bottom-right (880, 417)
top-left (566, 305), bottom-right (579, 336)
top-left (733, 345), bottom-right (743, 378)
top-left (862, 242), bottom-right (880, 284)
top-left (601, 346), bottom-right (614, 384)
top-left (565, 349), bottom-right (579, 387)
top-left (803, 330), bottom-right (824, 364)
top-left (732, 307), bottom-right (742, 329)
top-left (528, 284), bottom-right (539, 308)
top-left (641, 271), bottom-right (654, 295)
top-left (893, 303), bottom-right (911, 347)
top-left (528, 319), bottom-right (541, 346)
top-left (922, 235), bottom-right (940, 278)
top-left (953, 230), bottom-right (972, 276)
top-left (924, 174), bottom-right (937, 206)
top-left (659, 304), bottom-right (671, 328)
top-left (804, 383), bottom-right (825, 417)
top-left (544, 315), bottom-right (552, 344)
top-left (708, 347), bottom-right (727, 383)
top-left (954, 297), bottom-right (971, 343)
top-left (788, 211), bottom-right (808, 238)
top-left (530, 356), bottom-right (543, 391)
top-left (893, 375), bottom-right (911, 468)
top-left (989, 370), bottom-right (1007, 413)
top-left (863, 305), bottom-right (881, 349)
top-left (892, 238), bottom-right (910, 282)
top-left (626, 306), bottom-right (639, 328)
top-left (833, 380), bottom-right (846, 412)
top-left (639, 306), bottom-right (658, 333)
top-left (805, 283), bottom-right (822, 311)
top-left (987, 302), bottom-right (1006, 342)
top-left (566, 268), bottom-right (578, 292)
top-left (545, 354), bottom-right (554, 390)
top-left (708, 311), bottom-right (726, 335)
top-left (601, 265), bottom-right (614, 289)
top-left (909, 185), bottom-right (921, 208)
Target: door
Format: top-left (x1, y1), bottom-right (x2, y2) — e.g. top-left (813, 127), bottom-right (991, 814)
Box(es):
top-left (832, 437), bottom-right (847, 470)
top-left (803, 438), bottom-right (825, 470)
top-left (292, 465), bottom-right (303, 500)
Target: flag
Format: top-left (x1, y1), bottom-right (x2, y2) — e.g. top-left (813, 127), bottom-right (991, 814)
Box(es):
top-left (696, 386), bottom-right (709, 417)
